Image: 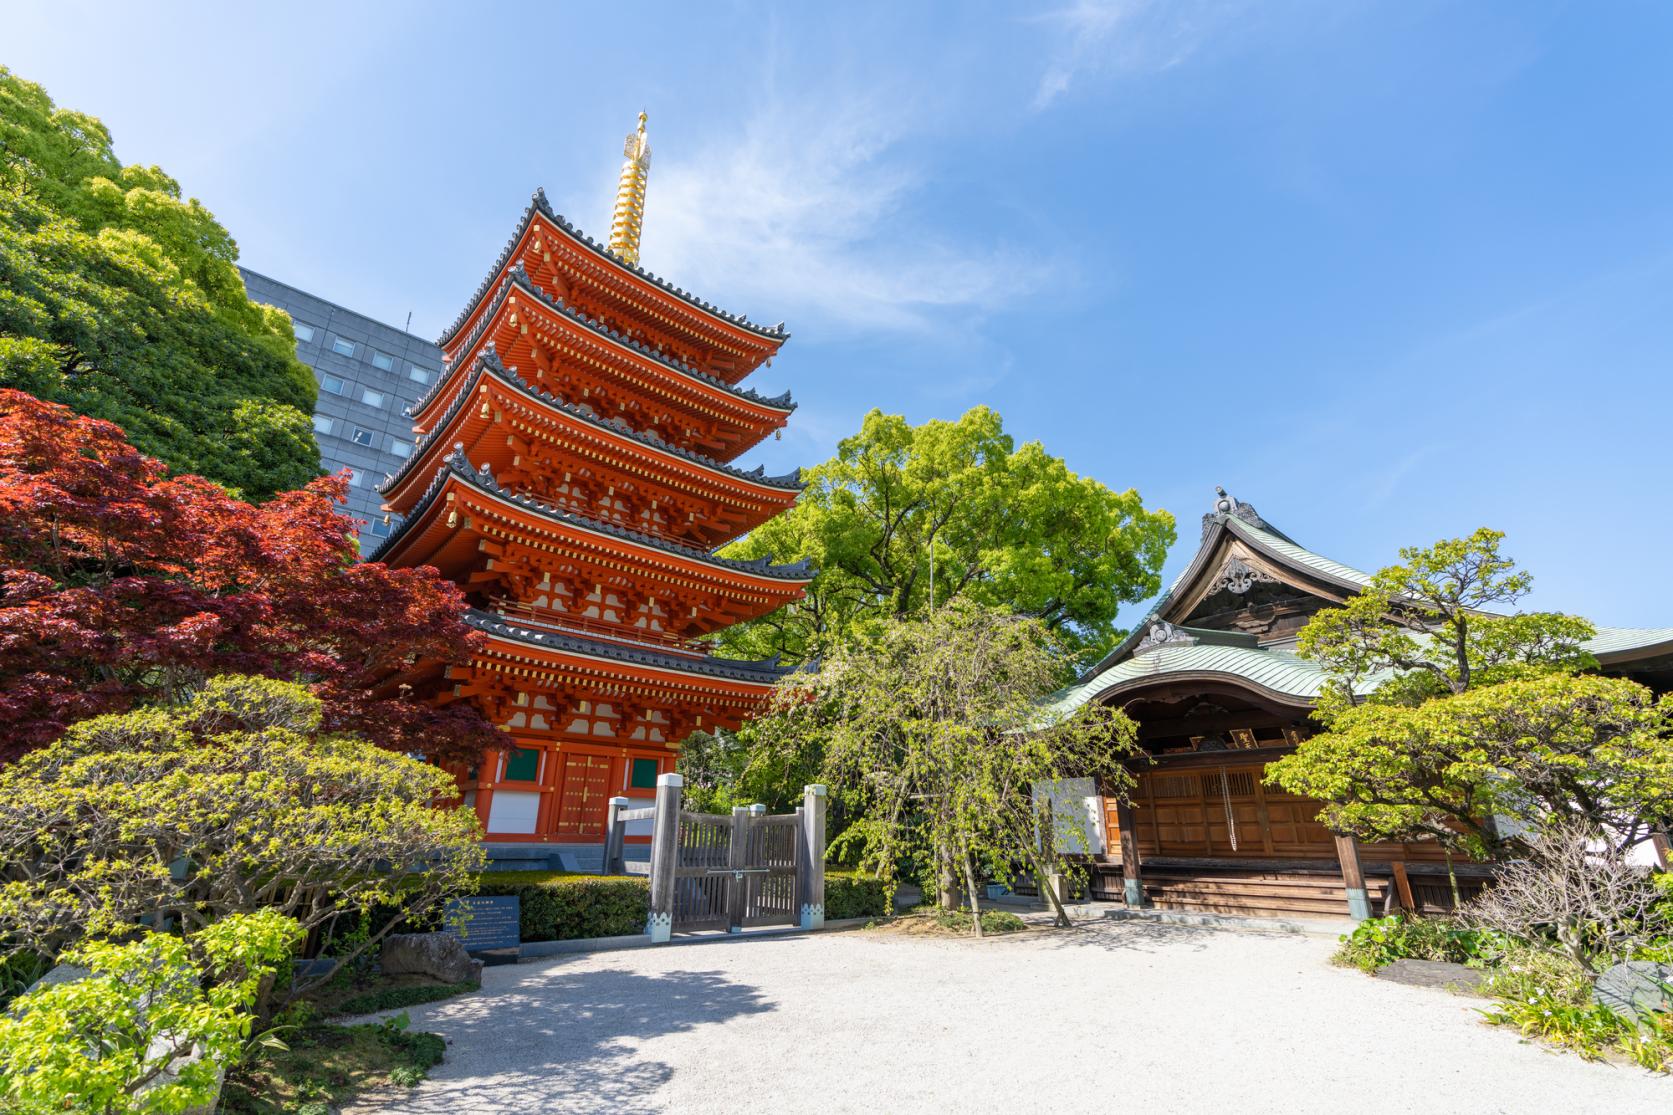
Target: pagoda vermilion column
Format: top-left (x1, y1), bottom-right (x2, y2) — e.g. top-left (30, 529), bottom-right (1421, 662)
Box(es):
top-left (372, 115), bottom-right (808, 845)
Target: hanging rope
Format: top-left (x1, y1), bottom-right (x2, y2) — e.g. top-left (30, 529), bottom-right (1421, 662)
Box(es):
top-left (1220, 769), bottom-right (1239, 852)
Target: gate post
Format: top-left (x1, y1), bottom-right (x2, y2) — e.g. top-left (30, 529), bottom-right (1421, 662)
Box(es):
top-left (603, 796), bottom-right (628, 875)
top-left (800, 784), bottom-right (827, 930)
top-left (646, 773), bottom-right (683, 943)
top-left (727, 806), bottom-right (750, 933)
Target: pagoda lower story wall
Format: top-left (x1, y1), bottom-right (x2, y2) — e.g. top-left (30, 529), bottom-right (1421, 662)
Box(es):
top-left (458, 733), bottom-right (677, 844)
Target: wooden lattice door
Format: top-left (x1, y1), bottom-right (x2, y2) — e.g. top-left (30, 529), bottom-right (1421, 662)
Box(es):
top-left (670, 809), bottom-right (802, 933)
top-left (555, 753), bottom-right (612, 838)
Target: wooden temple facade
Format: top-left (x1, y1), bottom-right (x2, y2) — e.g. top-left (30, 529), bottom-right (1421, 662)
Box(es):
top-left (372, 116), bottom-right (809, 849)
top-left (1051, 488), bottom-right (1673, 919)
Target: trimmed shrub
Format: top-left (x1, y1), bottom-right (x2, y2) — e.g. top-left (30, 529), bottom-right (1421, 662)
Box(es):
top-left (470, 868), bottom-right (891, 940)
top-left (472, 873), bottom-right (649, 941)
top-left (826, 873), bottom-right (889, 920)
top-left (1334, 914), bottom-right (1507, 973)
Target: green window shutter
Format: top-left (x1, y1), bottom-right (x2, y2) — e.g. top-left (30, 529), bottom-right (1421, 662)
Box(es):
top-left (503, 748), bottom-right (540, 782)
top-left (630, 758), bottom-right (660, 789)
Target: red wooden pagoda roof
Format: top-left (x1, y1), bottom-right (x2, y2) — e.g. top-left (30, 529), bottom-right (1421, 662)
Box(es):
top-left (380, 351), bottom-right (802, 542)
top-left (368, 451), bottom-right (814, 590)
top-left (414, 267), bottom-right (793, 459)
top-left (437, 191), bottom-right (786, 378)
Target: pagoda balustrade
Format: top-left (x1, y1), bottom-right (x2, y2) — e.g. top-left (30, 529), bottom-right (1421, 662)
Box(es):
top-left (485, 596), bottom-right (710, 656)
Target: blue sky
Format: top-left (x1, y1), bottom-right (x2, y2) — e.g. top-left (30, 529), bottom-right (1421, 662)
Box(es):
top-left (8, 1), bottom-right (1673, 627)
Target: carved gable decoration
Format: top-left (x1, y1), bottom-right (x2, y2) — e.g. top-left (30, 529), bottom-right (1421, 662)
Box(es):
top-left (1136, 621), bottom-right (1198, 654)
top-left (1210, 555), bottom-right (1277, 596)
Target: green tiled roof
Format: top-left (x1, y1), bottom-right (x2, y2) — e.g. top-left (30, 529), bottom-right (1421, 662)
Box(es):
top-left (1044, 645), bottom-right (1355, 720)
top-left (1224, 516), bottom-right (1373, 589)
top-left (1585, 627), bottom-right (1673, 661)
top-left (1048, 489), bottom-right (1673, 725)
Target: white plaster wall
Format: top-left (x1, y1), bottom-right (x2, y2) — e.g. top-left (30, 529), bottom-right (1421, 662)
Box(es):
top-left (486, 790), bottom-right (540, 835)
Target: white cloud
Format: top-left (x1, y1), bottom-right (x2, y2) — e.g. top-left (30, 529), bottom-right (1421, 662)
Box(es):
top-left (1031, 0), bottom-right (1244, 109)
top-left (616, 95), bottom-right (1057, 338)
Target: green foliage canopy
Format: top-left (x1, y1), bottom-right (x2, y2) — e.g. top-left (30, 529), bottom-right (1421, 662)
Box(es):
top-left (717, 406), bottom-right (1174, 669)
top-left (0, 676), bottom-right (485, 998)
top-left (0, 909), bottom-right (301, 1114)
top-left (0, 67), bottom-right (318, 500)
top-left (1270, 672), bottom-right (1673, 857)
top-left (1269, 530), bottom-right (1671, 856)
top-left (1297, 527), bottom-right (1596, 717)
top-left (755, 601), bottom-right (1138, 926)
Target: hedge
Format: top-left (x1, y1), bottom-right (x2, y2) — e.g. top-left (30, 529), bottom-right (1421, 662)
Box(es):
top-left (825, 872), bottom-right (890, 920)
top-left (472, 873), bottom-right (648, 942)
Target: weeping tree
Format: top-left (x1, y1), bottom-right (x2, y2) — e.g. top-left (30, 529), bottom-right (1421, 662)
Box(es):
top-left (755, 600), bottom-right (1138, 934)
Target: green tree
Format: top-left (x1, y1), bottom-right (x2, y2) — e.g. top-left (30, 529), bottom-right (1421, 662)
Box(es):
top-left (0, 676), bottom-right (484, 1002)
top-left (755, 601), bottom-right (1139, 931)
top-left (0, 67), bottom-right (318, 500)
top-left (0, 910), bottom-right (301, 1114)
top-left (1296, 527), bottom-right (1595, 716)
top-left (1269, 672), bottom-right (1673, 859)
top-left (716, 406), bottom-right (1174, 669)
top-left (1267, 530), bottom-right (1672, 860)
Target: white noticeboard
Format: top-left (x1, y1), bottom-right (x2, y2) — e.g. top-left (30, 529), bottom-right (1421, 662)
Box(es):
top-left (1032, 778), bottom-right (1106, 856)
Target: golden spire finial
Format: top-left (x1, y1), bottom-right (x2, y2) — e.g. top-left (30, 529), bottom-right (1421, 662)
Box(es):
top-left (608, 111), bottom-right (652, 266)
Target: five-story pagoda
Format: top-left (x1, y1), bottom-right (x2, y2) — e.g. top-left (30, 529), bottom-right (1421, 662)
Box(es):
top-left (372, 114), bottom-right (809, 849)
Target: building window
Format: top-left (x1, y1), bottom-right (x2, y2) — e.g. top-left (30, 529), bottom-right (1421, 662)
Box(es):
top-left (311, 414), bottom-right (334, 435)
top-left (503, 748), bottom-right (540, 783)
top-left (360, 388), bottom-right (384, 408)
top-left (330, 336), bottom-right (356, 357)
top-left (629, 758), bottom-right (660, 790)
top-left (408, 365), bottom-right (431, 384)
top-left (347, 468), bottom-right (365, 488)
top-left (389, 439), bottom-right (412, 459)
top-left (371, 350), bottom-right (395, 372)
top-left (350, 426), bottom-right (376, 448)
top-left (367, 519), bottom-right (391, 538)
top-left (293, 321), bottom-right (317, 343)
top-left (320, 373), bottom-right (347, 396)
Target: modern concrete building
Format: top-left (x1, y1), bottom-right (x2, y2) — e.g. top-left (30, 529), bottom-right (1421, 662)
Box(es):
top-left (239, 268), bottom-right (444, 544)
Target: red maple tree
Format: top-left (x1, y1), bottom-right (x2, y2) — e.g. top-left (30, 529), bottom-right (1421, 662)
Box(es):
top-left (0, 388), bottom-right (500, 763)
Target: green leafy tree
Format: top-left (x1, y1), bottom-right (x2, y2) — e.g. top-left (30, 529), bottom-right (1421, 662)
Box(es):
top-left (0, 67), bottom-right (318, 500)
top-left (1268, 530), bottom-right (1673, 860)
top-left (0, 676), bottom-right (484, 1003)
top-left (756, 601), bottom-right (1139, 932)
top-left (1269, 672), bottom-right (1673, 859)
top-left (0, 909), bottom-right (301, 1115)
top-left (717, 406), bottom-right (1174, 669)
top-left (1296, 527), bottom-right (1595, 716)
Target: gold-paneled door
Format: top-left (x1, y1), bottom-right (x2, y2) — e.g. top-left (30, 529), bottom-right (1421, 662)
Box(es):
top-left (555, 753), bottom-right (613, 839)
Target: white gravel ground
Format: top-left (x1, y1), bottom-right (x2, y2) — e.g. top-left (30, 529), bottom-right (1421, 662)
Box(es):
top-left (345, 918), bottom-right (1670, 1114)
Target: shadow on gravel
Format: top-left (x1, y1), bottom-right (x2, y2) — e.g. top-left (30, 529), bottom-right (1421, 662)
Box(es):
top-left (1017, 916), bottom-right (1297, 955)
top-left (356, 965), bottom-right (773, 1115)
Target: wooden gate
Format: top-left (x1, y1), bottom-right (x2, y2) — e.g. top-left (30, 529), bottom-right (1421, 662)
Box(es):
top-left (625, 777), bottom-right (827, 941)
top-left (668, 809), bottom-right (800, 933)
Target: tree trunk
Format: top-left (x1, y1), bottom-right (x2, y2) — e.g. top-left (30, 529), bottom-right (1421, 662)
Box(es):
top-left (1026, 848), bottom-right (1073, 928)
top-left (960, 840), bottom-right (984, 939)
top-left (936, 845), bottom-right (959, 911)
top-left (1443, 849), bottom-right (1461, 910)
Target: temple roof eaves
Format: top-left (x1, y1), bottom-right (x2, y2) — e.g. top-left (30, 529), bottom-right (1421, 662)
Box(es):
top-left (437, 190), bottom-right (791, 348)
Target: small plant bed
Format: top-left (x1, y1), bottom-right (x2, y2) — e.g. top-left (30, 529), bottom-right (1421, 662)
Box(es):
top-left (308, 969), bottom-right (480, 1018)
top-left (221, 1013), bottom-right (445, 1114)
top-left (1334, 913), bottom-right (1673, 1072)
top-left (866, 906), bottom-right (1030, 938)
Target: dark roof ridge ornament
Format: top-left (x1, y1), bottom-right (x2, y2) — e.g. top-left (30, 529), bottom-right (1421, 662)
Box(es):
top-left (1202, 485), bottom-right (1284, 541)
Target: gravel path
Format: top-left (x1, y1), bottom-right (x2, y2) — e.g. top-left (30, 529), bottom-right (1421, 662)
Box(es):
top-left (345, 918), bottom-right (1669, 1114)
